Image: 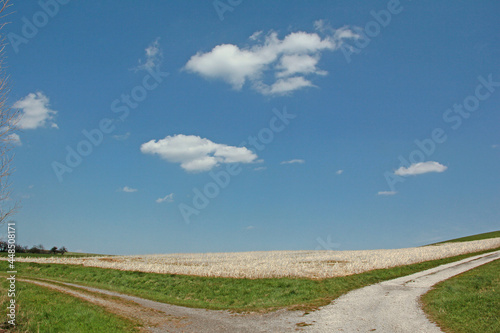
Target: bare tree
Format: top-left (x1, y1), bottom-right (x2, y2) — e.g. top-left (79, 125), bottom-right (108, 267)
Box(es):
top-left (59, 246), bottom-right (68, 255)
top-left (0, 0), bottom-right (17, 225)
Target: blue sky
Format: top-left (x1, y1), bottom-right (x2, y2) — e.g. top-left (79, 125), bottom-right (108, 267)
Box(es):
top-left (5, 0), bottom-right (500, 255)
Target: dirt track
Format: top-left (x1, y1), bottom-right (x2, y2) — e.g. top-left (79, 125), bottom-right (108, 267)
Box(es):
top-left (22, 250), bottom-right (500, 332)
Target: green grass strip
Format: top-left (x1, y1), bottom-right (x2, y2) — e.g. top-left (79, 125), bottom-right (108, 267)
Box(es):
top-left (0, 279), bottom-right (140, 332)
top-left (429, 230), bottom-right (500, 245)
top-left (0, 252), bottom-right (109, 258)
top-left (421, 258), bottom-right (500, 333)
top-left (1, 247), bottom-right (498, 312)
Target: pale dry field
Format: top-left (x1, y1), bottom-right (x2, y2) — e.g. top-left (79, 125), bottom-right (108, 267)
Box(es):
top-left (15, 238), bottom-right (500, 279)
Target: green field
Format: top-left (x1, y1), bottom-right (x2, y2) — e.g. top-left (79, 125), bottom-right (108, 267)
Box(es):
top-left (1, 231), bottom-right (497, 333)
top-left (0, 279), bottom-right (139, 332)
top-left (0, 252), bottom-right (109, 258)
top-left (422, 258), bottom-right (500, 333)
top-left (429, 230), bottom-right (500, 245)
top-left (1, 247), bottom-right (498, 312)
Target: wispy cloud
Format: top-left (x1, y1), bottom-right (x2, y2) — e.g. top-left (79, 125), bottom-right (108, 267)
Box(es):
top-left (134, 38), bottom-right (162, 71)
top-left (336, 169), bottom-right (343, 175)
top-left (281, 159), bottom-right (305, 165)
top-left (377, 191), bottom-right (397, 196)
top-left (13, 92), bottom-right (58, 129)
top-left (394, 161), bottom-right (448, 176)
top-left (8, 133), bottom-right (22, 146)
top-left (254, 166), bottom-right (267, 171)
top-left (120, 186), bottom-right (138, 193)
top-left (184, 23), bottom-right (359, 96)
top-left (245, 225), bottom-right (255, 230)
top-left (141, 134), bottom-right (258, 172)
top-left (156, 193), bottom-right (174, 203)
top-left (112, 132), bottom-right (131, 141)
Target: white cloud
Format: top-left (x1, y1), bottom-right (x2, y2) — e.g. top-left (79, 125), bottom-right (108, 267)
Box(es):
top-left (13, 92), bottom-right (57, 129)
top-left (254, 166), bottom-right (267, 171)
top-left (141, 134), bottom-right (258, 172)
top-left (336, 169), bottom-right (343, 175)
top-left (492, 144), bottom-right (499, 149)
top-left (112, 132), bottom-right (131, 141)
top-left (184, 25), bottom-right (359, 95)
top-left (245, 225), bottom-right (255, 230)
top-left (256, 76), bottom-right (315, 95)
top-left (249, 31), bottom-right (263, 41)
top-left (156, 193), bottom-right (174, 203)
top-left (377, 191), bottom-right (397, 196)
top-left (134, 38), bottom-right (162, 71)
top-left (8, 133), bottom-right (21, 146)
top-left (276, 54), bottom-right (325, 78)
top-left (281, 159), bottom-right (305, 165)
top-left (394, 161), bottom-right (448, 176)
top-left (120, 186), bottom-right (137, 193)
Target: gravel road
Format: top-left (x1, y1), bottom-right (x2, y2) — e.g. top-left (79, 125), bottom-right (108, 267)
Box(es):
top-left (21, 250), bottom-right (499, 332)
top-left (300, 250), bottom-right (500, 332)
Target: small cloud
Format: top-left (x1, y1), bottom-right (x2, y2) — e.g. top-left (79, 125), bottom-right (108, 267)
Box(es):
top-left (281, 159), bottom-right (305, 165)
top-left (394, 161), bottom-right (447, 176)
top-left (120, 186), bottom-right (138, 193)
top-left (336, 169), bottom-right (343, 175)
top-left (254, 166), bottom-right (267, 171)
top-left (249, 31), bottom-right (263, 41)
top-left (112, 132), bottom-right (131, 141)
top-left (141, 134), bottom-right (258, 172)
top-left (245, 225), bottom-right (255, 230)
top-left (156, 193), bottom-right (174, 203)
top-left (8, 133), bottom-right (22, 146)
top-left (13, 92), bottom-right (58, 129)
top-left (134, 38), bottom-right (162, 71)
top-left (255, 76), bottom-right (315, 96)
top-left (377, 191), bottom-right (397, 196)
top-left (492, 144), bottom-right (499, 149)
top-left (28, 185), bottom-right (34, 189)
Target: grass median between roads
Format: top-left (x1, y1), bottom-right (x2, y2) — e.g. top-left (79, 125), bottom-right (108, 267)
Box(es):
top-left (421, 257), bottom-right (500, 333)
top-left (1, 247), bottom-right (498, 312)
top-left (0, 279), bottom-right (140, 332)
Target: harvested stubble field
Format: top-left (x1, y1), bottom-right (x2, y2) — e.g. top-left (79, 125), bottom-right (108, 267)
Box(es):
top-left (14, 238), bottom-right (500, 279)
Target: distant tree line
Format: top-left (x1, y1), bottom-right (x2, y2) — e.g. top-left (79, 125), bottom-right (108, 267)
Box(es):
top-left (0, 242), bottom-right (68, 255)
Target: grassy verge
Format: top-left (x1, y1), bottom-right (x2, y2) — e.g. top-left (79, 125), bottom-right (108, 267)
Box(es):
top-left (1, 247), bottom-right (498, 312)
top-left (421, 258), bottom-right (500, 333)
top-left (0, 252), bottom-right (108, 258)
top-left (430, 230), bottom-right (500, 245)
top-left (0, 280), bottom-right (140, 332)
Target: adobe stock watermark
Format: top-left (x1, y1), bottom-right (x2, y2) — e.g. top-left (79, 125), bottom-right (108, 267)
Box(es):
top-left (7, 0), bottom-right (71, 54)
top-left (341, 0), bottom-right (405, 63)
top-left (315, 235), bottom-right (341, 251)
top-left (5, 222), bottom-right (17, 327)
top-left (178, 106), bottom-right (296, 224)
top-left (213, 0), bottom-right (242, 21)
top-left (51, 66), bottom-right (168, 182)
top-left (385, 74), bottom-right (500, 192)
